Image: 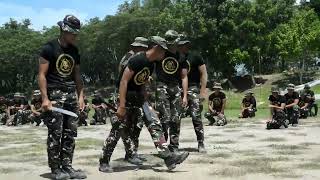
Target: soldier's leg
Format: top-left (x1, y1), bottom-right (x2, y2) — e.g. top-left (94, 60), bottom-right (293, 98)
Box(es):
top-left (155, 88), bottom-right (170, 141)
top-left (168, 89), bottom-right (182, 151)
top-left (130, 108), bottom-right (144, 155)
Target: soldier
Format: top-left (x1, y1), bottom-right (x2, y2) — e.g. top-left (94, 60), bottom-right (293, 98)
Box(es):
top-left (298, 91), bottom-right (310, 119)
top-left (91, 91), bottom-right (107, 125)
top-left (118, 37), bottom-right (149, 73)
top-left (21, 93), bottom-right (32, 125)
top-left (177, 36), bottom-right (207, 153)
top-left (38, 15), bottom-right (86, 179)
top-left (205, 83), bottom-right (227, 126)
top-left (154, 30), bottom-right (188, 152)
top-left (29, 90), bottom-right (43, 126)
top-left (267, 87), bottom-right (288, 129)
top-left (0, 96), bottom-right (9, 125)
top-left (99, 36), bottom-right (189, 173)
top-left (284, 84), bottom-right (300, 127)
top-left (78, 96), bottom-right (89, 126)
top-left (10, 93), bottom-right (24, 126)
top-left (239, 90), bottom-right (257, 118)
top-left (304, 84), bottom-right (318, 116)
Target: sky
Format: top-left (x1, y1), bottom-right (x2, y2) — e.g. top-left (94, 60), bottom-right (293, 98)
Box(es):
top-left (0, 0), bottom-right (303, 30)
top-left (0, 0), bottom-right (127, 30)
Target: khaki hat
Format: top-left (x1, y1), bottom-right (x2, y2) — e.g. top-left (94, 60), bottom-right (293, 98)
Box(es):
top-left (271, 87), bottom-right (280, 93)
top-left (130, 37), bottom-right (149, 48)
top-left (213, 83), bottom-right (223, 90)
top-left (149, 36), bottom-right (168, 50)
top-left (164, 30), bottom-right (179, 45)
top-left (287, 84), bottom-right (295, 90)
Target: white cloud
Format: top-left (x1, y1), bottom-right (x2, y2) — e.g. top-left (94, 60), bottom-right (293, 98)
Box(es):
top-left (0, 2), bottom-right (88, 30)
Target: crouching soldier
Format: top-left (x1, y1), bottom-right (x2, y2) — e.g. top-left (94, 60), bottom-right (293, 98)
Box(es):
top-left (298, 92), bottom-right (310, 119)
top-left (205, 83), bottom-right (227, 126)
top-left (267, 87), bottom-right (288, 129)
top-left (9, 93), bottom-right (24, 126)
top-left (304, 84), bottom-right (318, 116)
top-left (0, 96), bottom-right (9, 125)
top-left (78, 97), bottom-right (89, 126)
top-left (239, 90), bottom-right (257, 118)
top-left (29, 90), bottom-right (43, 126)
top-left (91, 91), bottom-right (107, 125)
top-left (285, 84), bottom-right (299, 127)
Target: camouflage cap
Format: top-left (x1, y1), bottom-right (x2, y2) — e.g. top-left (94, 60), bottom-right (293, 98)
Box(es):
top-left (131, 37), bottom-right (149, 48)
top-left (287, 83), bottom-right (295, 90)
top-left (58, 15), bottom-right (81, 34)
top-left (213, 83), bottom-right (223, 90)
top-left (14, 92), bottom-right (21, 97)
top-left (271, 87), bottom-right (280, 93)
top-left (33, 90), bottom-right (41, 96)
top-left (149, 36), bottom-right (168, 50)
top-left (164, 30), bottom-right (180, 45)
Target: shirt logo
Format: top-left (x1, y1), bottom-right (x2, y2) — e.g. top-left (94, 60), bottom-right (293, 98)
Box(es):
top-left (134, 67), bottom-right (150, 85)
top-left (56, 54), bottom-right (75, 77)
top-left (162, 57), bottom-right (179, 74)
top-left (212, 98), bottom-right (222, 107)
top-left (245, 101), bottom-right (251, 107)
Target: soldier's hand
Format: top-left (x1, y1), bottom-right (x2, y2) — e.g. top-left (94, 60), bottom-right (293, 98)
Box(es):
top-left (42, 98), bottom-right (52, 112)
top-left (79, 98), bottom-right (85, 112)
top-left (200, 89), bottom-right (207, 99)
top-left (116, 106), bottom-right (126, 120)
top-left (182, 96), bottom-right (188, 107)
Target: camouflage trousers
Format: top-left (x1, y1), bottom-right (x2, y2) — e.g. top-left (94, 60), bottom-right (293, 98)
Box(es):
top-left (0, 112), bottom-right (8, 125)
top-left (286, 105), bottom-right (299, 125)
top-left (10, 110), bottom-right (24, 126)
top-left (78, 108), bottom-right (89, 126)
top-left (42, 89), bottom-right (79, 170)
top-left (267, 109), bottom-right (288, 129)
top-left (155, 83), bottom-right (182, 151)
top-left (242, 108), bottom-right (257, 118)
top-left (100, 94), bottom-right (170, 164)
top-left (299, 107), bottom-right (309, 119)
top-left (205, 111), bottom-right (227, 126)
top-left (91, 108), bottom-right (107, 125)
top-left (186, 86), bottom-right (204, 143)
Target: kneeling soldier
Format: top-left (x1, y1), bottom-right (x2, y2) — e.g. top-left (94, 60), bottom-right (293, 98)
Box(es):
top-left (267, 87), bottom-right (288, 129)
top-left (284, 84), bottom-right (299, 127)
top-left (239, 90), bottom-right (257, 118)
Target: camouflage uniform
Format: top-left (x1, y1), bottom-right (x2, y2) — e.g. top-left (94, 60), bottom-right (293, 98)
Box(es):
top-left (284, 86), bottom-right (300, 126)
top-left (0, 98), bottom-right (8, 125)
top-left (206, 88), bottom-right (227, 126)
top-left (267, 89), bottom-right (288, 129)
top-left (43, 89), bottom-right (79, 170)
top-left (29, 96), bottom-right (43, 126)
top-left (186, 86), bottom-right (204, 143)
top-left (91, 95), bottom-right (107, 125)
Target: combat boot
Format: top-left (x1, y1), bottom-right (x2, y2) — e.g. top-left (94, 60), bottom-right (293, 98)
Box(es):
top-left (62, 166), bottom-right (87, 179)
top-left (99, 163), bottom-right (114, 173)
top-left (126, 154), bottom-right (143, 165)
top-left (51, 168), bottom-right (70, 180)
top-left (164, 151), bottom-right (189, 170)
top-left (198, 142), bottom-right (207, 154)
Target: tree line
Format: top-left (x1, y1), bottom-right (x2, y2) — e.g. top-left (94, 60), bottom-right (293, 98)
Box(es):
top-left (0, 0), bottom-right (320, 95)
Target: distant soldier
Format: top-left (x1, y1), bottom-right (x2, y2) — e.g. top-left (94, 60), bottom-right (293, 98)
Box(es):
top-left (29, 90), bottom-right (43, 126)
top-left (177, 35), bottom-right (207, 153)
top-left (91, 91), bottom-right (107, 125)
top-left (284, 84), bottom-right (299, 127)
top-left (0, 96), bottom-right (9, 125)
top-left (267, 87), bottom-right (288, 129)
top-left (9, 92), bottom-right (24, 126)
top-left (304, 84), bottom-right (318, 116)
top-left (239, 90), bottom-right (257, 118)
top-left (205, 83), bottom-right (227, 126)
top-left (78, 97), bottom-right (89, 126)
top-left (298, 91), bottom-right (310, 119)
top-left (21, 93), bottom-right (32, 124)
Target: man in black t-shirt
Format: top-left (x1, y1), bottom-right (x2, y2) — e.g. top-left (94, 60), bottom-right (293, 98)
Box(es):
top-left (239, 90), bottom-right (257, 118)
top-left (91, 91), bottom-right (107, 125)
top-left (177, 35), bottom-right (207, 153)
top-left (304, 84), bottom-right (318, 116)
top-left (284, 84), bottom-right (300, 126)
top-left (155, 30), bottom-right (188, 153)
top-left (38, 15), bottom-right (86, 179)
top-left (29, 90), bottom-right (43, 126)
top-left (0, 96), bottom-right (9, 125)
top-left (267, 87), bottom-right (288, 129)
top-left (205, 83), bottom-right (227, 126)
top-left (99, 36), bottom-right (189, 173)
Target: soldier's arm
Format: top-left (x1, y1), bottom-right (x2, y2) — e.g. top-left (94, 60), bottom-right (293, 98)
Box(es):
top-left (208, 100), bottom-right (214, 113)
top-left (286, 99), bottom-right (299, 108)
top-left (301, 102), bottom-right (309, 109)
top-left (31, 105), bottom-right (40, 115)
top-left (74, 65), bottom-right (84, 107)
top-left (199, 65), bottom-right (207, 98)
top-left (181, 68), bottom-right (188, 101)
top-left (221, 98), bottom-right (226, 114)
top-left (119, 67), bottom-right (134, 109)
top-left (38, 57), bottom-right (49, 102)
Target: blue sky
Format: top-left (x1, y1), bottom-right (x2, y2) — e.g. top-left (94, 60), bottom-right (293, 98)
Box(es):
top-left (0, 0), bottom-right (128, 30)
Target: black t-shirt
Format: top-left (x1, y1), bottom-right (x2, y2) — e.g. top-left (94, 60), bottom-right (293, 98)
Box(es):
top-left (0, 99), bottom-right (8, 113)
top-left (186, 52), bottom-right (205, 86)
top-left (209, 92), bottom-right (226, 110)
top-left (40, 39), bottom-right (80, 89)
top-left (242, 97), bottom-right (256, 108)
top-left (92, 96), bottom-right (105, 106)
top-left (298, 96), bottom-right (310, 107)
top-left (284, 92), bottom-right (299, 105)
top-left (304, 90), bottom-right (315, 103)
top-left (155, 51), bottom-right (188, 85)
top-left (268, 95), bottom-right (286, 106)
top-left (31, 98), bottom-right (42, 112)
top-left (13, 98), bottom-right (23, 107)
top-left (125, 52), bottom-right (154, 92)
